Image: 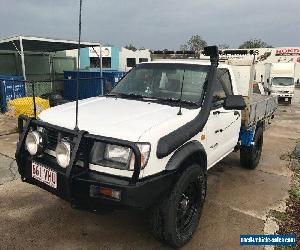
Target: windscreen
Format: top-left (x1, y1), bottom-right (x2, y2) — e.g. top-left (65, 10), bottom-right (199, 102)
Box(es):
top-left (272, 77), bottom-right (294, 86)
top-left (111, 63), bottom-right (210, 104)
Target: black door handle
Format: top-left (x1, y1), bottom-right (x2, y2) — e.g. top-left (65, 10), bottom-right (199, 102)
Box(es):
top-left (213, 111), bottom-right (221, 115)
top-left (215, 129), bottom-right (224, 133)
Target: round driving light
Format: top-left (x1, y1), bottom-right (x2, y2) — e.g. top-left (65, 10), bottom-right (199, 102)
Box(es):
top-left (56, 141), bottom-right (71, 168)
top-left (25, 131), bottom-right (42, 155)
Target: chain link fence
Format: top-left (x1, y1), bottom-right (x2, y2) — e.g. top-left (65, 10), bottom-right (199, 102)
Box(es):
top-left (1, 76), bottom-right (108, 118)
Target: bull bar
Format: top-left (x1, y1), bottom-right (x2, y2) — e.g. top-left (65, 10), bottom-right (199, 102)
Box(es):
top-left (16, 115), bottom-right (143, 206)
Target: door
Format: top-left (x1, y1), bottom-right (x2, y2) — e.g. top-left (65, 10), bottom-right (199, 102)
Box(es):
top-left (205, 68), bottom-right (241, 168)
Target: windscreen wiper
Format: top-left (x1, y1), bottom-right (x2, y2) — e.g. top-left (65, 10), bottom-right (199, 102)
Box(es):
top-left (105, 93), bottom-right (119, 97)
top-left (157, 97), bottom-right (198, 106)
top-left (106, 92), bottom-right (146, 100)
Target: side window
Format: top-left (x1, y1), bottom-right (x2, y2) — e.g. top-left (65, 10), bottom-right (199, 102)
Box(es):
top-left (218, 69), bottom-right (233, 95)
top-left (139, 58), bottom-right (149, 63)
top-left (212, 69), bottom-right (233, 108)
top-left (127, 58), bottom-right (136, 67)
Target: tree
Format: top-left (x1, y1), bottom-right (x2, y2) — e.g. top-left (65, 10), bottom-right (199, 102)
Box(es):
top-left (218, 43), bottom-right (230, 49)
top-left (180, 44), bottom-right (189, 51)
top-left (125, 44), bottom-right (137, 51)
top-left (181, 35), bottom-right (207, 52)
top-left (238, 38), bottom-right (272, 49)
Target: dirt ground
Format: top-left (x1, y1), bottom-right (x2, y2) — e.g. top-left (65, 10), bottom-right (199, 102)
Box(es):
top-left (0, 91), bottom-right (299, 250)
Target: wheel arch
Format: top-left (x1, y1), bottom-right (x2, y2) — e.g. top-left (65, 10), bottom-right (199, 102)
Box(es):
top-left (165, 140), bottom-right (207, 172)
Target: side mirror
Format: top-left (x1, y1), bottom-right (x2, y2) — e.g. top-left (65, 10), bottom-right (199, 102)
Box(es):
top-left (267, 78), bottom-right (269, 83)
top-left (223, 95), bottom-right (246, 110)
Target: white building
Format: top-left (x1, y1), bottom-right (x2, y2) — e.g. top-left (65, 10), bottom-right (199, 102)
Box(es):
top-left (119, 48), bottom-right (151, 72)
top-left (219, 47), bottom-right (300, 82)
top-left (65, 47), bottom-right (151, 72)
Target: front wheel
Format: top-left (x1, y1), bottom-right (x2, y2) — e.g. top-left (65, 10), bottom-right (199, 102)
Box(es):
top-left (240, 126), bottom-right (264, 169)
top-left (149, 164), bottom-right (207, 248)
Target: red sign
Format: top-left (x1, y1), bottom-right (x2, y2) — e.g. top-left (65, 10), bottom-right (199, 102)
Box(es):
top-left (276, 48), bottom-right (300, 55)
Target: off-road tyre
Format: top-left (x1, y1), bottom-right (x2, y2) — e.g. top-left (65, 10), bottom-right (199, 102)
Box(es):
top-left (240, 126), bottom-right (264, 169)
top-left (149, 164), bottom-right (207, 248)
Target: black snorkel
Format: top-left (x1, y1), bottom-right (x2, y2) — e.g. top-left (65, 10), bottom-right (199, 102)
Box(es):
top-left (156, 46), bottom-right (219, 159)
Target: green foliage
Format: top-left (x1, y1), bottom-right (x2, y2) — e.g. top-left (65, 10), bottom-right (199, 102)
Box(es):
top-left (218, 43), bottom-right (230, 49)
top-left (125, 44), bottom-right (137, 51)
top-left (269, 210), bottom-right (289, 223)
top-left (238, 38), bottom-right (273, 49)
top-left (180, 44), bottom-right (189, 51)
top-left (275, 144), bottom-right (300, 248)
top-left (181, 35), bottom-right (207, 52)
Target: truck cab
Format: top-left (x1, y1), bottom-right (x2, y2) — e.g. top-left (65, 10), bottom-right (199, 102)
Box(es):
top-left (264, 62), bottom-right (296, 104)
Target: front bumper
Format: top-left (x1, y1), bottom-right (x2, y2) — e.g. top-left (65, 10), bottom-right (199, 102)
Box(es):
top-left (16, 116), bottom-right (176, 210)
top-left (20, 157), bottom-right (175, 210)
top-left (271, 92), bottom-right (294, 98)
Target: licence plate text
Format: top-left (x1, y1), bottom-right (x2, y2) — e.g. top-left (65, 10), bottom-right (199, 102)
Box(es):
top-left (32, 162), bottom-right (57, 189)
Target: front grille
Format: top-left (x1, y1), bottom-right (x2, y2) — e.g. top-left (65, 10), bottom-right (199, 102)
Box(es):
top-left (26, 121), bottom-right (91, 172)
top-left (41, 126), bottom-right (89, 164)
top-left (46, 129), bottom-right (59, 150)
top-left (77, 138), bottom-right (89, 161)
top-left (42, 127), bottom-right (73, 151)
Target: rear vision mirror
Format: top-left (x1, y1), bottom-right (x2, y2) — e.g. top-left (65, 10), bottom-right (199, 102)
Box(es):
top-left (223, 95), bottom-right (246, 110)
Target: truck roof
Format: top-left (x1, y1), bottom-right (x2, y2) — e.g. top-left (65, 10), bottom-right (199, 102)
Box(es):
top-left (265, 62), bottom-right (295, 76)
top-left (142, 60), bottom-right (231, 69)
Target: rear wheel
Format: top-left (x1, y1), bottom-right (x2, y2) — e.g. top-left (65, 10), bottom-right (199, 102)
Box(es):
top-left (149, 164), bottom-right (207, 248)
top-left (240, 126), bottom-right (263, 169)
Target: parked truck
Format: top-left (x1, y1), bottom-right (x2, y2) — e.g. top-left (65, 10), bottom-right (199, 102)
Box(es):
top-left (264, 62), bottom-right (296, 104)
top-left (16, 47), bottom-right (277, 248)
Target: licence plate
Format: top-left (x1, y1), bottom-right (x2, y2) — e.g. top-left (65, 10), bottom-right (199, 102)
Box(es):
top-left (32, 162), bottom-right (57, 189)
top-left (285, 98), bottom-right (288, 101)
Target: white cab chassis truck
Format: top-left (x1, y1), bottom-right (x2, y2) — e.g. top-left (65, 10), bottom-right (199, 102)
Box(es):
top-left (16, 47), bottom-right (277, 248)
top-left (264, 62), bottom-right (296, 104)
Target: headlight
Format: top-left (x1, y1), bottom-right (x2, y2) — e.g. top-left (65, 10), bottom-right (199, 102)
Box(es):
top-left (56, 141), bottom-right (71, 168)
top-left (25, 131), bottom-right (43, 155)
top-left (104, 143), bottom-right (151, 170)
top-left (129, 143), bottom-right (151, 170)
top-left (104, 144), bottom-right (131, 164)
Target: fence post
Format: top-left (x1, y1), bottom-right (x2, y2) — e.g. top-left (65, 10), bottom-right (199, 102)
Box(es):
top-left (31, 82), bottom-right (37, 118)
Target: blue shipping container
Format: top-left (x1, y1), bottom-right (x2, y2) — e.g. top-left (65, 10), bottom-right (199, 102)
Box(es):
top-left (0, 75), bottom-right (25, 113)
top-left (63, 70), bottom-right (126, 101)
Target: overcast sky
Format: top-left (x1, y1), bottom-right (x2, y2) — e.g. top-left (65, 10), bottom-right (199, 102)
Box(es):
top-left (0, 0), bottom-right (299, 49)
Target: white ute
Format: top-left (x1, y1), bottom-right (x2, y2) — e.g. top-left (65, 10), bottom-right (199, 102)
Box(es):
top-left (16, 47), bottom-right (277, 248)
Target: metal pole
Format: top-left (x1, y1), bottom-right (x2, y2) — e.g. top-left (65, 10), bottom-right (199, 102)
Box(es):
top-left (19, 36), bottom-right (28, 97)
top-left (19, 36), bottom-right (27, 81)
top-left (99, 43), bottom-right (103, 94)
top-left (49, 54), bottom-right (53, 92)
top-left (19, 36), bottom-right (36, 117)
top-left (75, 0), bottom-right (83, 130)
top-left (249, 51), bottom-right (257, 96)
top-left (32, 82), bottom-right (37, 118)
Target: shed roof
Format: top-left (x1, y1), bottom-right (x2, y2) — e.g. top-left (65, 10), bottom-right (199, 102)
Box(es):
top-left (0, 35), bottom-right (99, 52)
